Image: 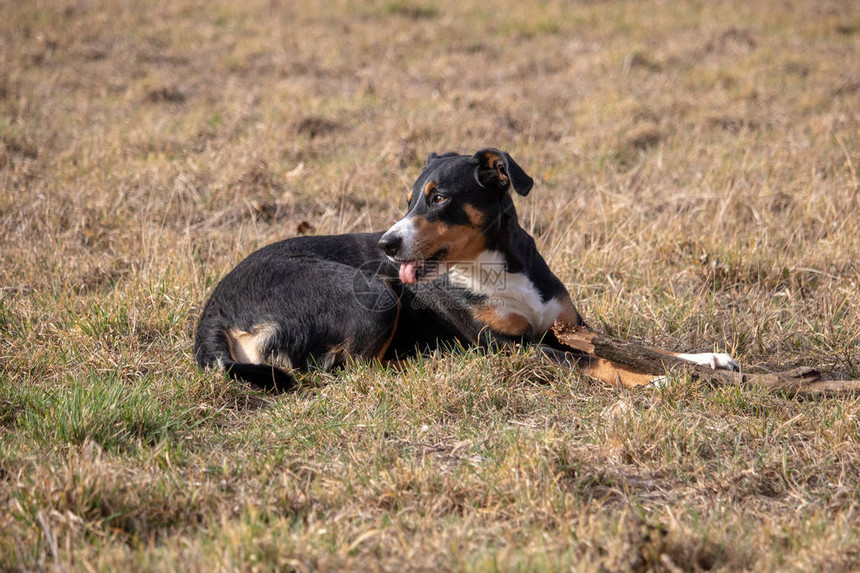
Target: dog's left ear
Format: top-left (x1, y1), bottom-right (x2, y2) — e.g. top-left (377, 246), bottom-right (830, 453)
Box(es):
top-left (473, 148), bottom-right (534, 196)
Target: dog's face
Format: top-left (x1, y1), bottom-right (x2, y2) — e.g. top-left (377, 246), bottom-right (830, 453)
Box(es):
top-left (379, 148), bottom-right (534, 284)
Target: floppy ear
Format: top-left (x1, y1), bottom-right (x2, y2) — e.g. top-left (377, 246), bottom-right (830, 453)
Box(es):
top-left (473, 148), bottom-right (534, 196)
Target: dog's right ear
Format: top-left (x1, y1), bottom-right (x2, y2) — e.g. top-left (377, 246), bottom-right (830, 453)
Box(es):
top-left (424, 151), bottom-right (460, 168)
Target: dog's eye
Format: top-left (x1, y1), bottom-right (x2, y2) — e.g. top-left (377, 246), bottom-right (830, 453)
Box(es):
top-left (430, 193), bottom-right (448, 205)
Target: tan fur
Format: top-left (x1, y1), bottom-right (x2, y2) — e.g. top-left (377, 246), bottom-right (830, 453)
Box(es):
top-left (552, 294), bottom-right (656, 387)
top-left (481, 150), bottom-right (500, 169)
top-left (375, 292), bottom-right (402, 360)
top-left (268, 352), bottom-right (294, 371)
top-left (324, 337), bottom-right (356, 369)
top-left (226, 322), bottom-right (278, 364)
top-left (555, 294), bottom-right (584, 326)
top-left (473, 306), bottom-right (532, 337)
top-left (411, 216), bottom-right (487, 262)
top-left (479, 150), bottom-right (509, 185)
top-left (579, 357), bottom-right (656, 388)
top-left (423, 180), bottom-right (436, 197)
top-left (464, 204), bottom-right (485, 227)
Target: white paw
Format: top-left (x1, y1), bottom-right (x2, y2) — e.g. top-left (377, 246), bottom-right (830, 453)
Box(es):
top-left (676, 352), bottom-right (739, 372)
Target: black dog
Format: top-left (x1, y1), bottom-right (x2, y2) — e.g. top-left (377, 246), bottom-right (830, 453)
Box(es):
top-left (194, 148), bottom-right (736, 390)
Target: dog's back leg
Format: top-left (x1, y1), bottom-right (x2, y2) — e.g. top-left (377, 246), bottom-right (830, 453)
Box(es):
top-left (193, 320), bottom-right (298, 392)
top-left (194, 259), bottom-right (401, 391)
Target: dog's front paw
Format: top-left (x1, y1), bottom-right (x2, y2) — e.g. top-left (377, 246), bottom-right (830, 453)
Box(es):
top-left (676, 352), bottom-right (739, 372)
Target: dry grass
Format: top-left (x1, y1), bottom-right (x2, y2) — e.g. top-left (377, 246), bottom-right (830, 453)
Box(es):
top-left (1, 0), bottom-right (859, 570)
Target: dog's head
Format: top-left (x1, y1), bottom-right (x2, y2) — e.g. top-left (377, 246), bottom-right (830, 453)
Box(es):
top-left (378, 148), bottom-right (533, 284)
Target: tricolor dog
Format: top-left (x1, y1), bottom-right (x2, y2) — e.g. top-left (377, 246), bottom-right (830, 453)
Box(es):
top-left (194, 148), bottom-right (737, 391)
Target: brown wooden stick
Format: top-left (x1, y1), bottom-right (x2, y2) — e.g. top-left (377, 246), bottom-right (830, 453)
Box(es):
top-left (550, 322), bottom-right (860, 398)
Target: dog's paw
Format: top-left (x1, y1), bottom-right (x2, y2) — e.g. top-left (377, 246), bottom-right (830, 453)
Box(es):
top-left (676, 352), bottom-right (739, 372)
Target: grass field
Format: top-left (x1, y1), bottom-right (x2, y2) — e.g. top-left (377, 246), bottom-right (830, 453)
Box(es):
top-left (1, 0), bottom-right (859, 570)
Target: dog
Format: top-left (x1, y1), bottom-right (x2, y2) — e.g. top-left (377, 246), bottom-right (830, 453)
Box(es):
top-left (194, 148), bottom-right (737, 391)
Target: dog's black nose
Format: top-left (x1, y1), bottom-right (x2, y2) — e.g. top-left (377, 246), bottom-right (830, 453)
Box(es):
top-left (378, 234), bottom-right (402, 257)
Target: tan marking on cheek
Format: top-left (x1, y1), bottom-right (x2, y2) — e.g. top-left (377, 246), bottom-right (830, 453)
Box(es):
top-left (423, 181), bottom-right (437, 197)
top-left (444, 224), bottom-right (486, 262)
top-left (464, 204), bottom-right (485, 227)
top-left (411, 216), bottom-right (446, 249)
top-left (411, 215), bottom-right (439, 236)
top-left (226, 322), bottom-right (278, 364)
top-left (473, 307), bottom-right (532, 336)
top-left (412, 217), bottom-right (487, 262)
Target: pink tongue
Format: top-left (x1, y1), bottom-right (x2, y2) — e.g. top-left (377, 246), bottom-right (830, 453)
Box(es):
top-left (399, 260), bottom-right (420, 284)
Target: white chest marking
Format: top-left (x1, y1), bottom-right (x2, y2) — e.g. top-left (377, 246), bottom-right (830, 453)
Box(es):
top-left (447, 250), bottom-right (562, 335)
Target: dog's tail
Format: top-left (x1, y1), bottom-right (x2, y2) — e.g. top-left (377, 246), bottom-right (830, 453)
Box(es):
top-left (194, 326), bottom-right (296, 393)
